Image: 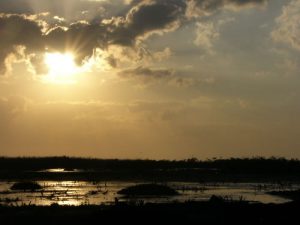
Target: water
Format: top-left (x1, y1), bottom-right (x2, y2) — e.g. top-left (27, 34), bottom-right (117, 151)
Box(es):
top-left (0, 180), bottom-right (297, 206)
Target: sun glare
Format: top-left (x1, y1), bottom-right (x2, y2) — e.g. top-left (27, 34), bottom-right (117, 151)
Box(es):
top-left (44, 53), bottom-right (79, 84)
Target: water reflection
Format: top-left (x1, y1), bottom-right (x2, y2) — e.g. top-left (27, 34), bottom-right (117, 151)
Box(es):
top-left (39, 168), bottom-right (82, 173)
top-left (0, 181), bottom-right (298, 206)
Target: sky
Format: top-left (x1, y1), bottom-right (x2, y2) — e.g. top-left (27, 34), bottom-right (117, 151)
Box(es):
top-left (0, 0), bottom-right (300, 159)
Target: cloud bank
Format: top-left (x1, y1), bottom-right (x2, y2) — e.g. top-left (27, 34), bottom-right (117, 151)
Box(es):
top-left (0, 0), bottom-right (268, 75)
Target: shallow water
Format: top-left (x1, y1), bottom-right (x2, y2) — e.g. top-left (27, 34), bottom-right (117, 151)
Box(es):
top-left (0, 180), bottom-right (298, 206)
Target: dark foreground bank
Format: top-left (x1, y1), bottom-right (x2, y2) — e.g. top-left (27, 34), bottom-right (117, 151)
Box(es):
top-left (0, 200), bottom-right (299, 225)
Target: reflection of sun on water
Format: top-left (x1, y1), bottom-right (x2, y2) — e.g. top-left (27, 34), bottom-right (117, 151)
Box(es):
top-left (44, 52), bottom-right (79, 84)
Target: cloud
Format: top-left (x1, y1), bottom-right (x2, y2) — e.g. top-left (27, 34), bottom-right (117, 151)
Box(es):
top-left (118, 66), bottom-right (174, 82)
top-left (152, 47), bottom-right (172, 61)
top-left (169, 76), bottom-right (215, 87)
top-left (117, 65), bottom-right (218, 88)
top-left (44, 0), bottom-right (183, 64)
top-left (0, 0), bottom-right (184, 73)
top-left (194, 16), bottom-right (235, 52)
top-left (103, 0), bottom-right (185, 46)
top-left (0, 14), bottom-right (44, 74)
top-left (45, 22), bottom-right (108, 64)
top-left (194, 21), bottom-right (220, 51)
top-left (0, 0), bottom-right (109, 21)
top-left (272, 0), bottom-right (300, 51)
top-left (186, 0), bottom-right (268, 18)
top-left (0, 0), bottom-right (268, 75)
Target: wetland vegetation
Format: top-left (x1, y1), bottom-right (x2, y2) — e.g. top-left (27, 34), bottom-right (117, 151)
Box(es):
top-left (0, 157), bottom-right (299, 224)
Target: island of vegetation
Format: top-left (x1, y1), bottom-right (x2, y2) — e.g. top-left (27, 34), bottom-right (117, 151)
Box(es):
top-left (268, 189), bottom-right (300, 201)
top-left (10, 182), bottom-right (43, 191)
top-left (118, 183), bottom-right (179, 196)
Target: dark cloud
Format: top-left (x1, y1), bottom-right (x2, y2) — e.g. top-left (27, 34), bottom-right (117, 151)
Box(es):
top-left (123, 0), bottom-right (185, 41)
top-left (190, 0), bottom-right (267, 9)
top-left (0, 14), bottom-right (44, 74)
top-left (118, 66), bottom-right (174, 79)
top-left (228, 0), bottom-right (267, 6)
top-left (101, 0), bottom-right (185, 46)
top-left (45, 22), bottom-right (108, 64)
top-left (0, 15), bottom-right (43, 49)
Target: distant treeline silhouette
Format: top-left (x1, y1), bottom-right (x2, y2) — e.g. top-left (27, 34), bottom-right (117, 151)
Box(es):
top-left (0, 156), bottom-right (299, 182)
top-left (0, 156), bottom-right (299, 172)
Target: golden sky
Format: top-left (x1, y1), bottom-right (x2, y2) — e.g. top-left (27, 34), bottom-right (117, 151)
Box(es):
top-left (0, 0), bottom-right (300, 159)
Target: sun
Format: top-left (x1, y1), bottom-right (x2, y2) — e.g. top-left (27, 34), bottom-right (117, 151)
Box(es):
top-left (44, 52), bottom-right (79, 84)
